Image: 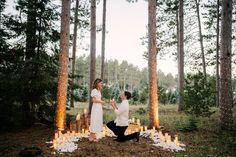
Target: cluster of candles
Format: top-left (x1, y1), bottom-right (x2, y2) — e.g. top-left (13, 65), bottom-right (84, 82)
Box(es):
top-left (52, 115), bottom-right (182, 150)
top-left (130, 117), bottom-right (180, 147)
top-left (52, 130), bottom-right (80, 149)
top-left (52, 108), bottom-right (90, 149)
top-left (157, 131), bottom-right (180, 147)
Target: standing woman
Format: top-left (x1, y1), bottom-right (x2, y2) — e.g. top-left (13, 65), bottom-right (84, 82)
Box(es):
top-left (89, 78), bottom-right (105, 141)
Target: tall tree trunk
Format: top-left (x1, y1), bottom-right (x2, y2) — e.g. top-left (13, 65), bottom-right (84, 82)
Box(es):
top-left (89, 0), bottom-right (96, 114)
top-left (219, 0), bottom-right (233, 130)
top-left (148, 0), bottom-right (159, 129)
top-left (101, 0), bottom-right (106, 80)
top-left (0, 0), bottom-right (6, 29)
top-left (216, 0), bottom-right (220, 107)
top-left (195, 0), bottom-right (206, 79)
top-left (55, 0), bottom-right (71, 130)
top-left (70, 0), bottom-right (79, 108)
top-left (22, 0), bottom-right (37, 126)
top-left (178, 0), bottom-right (184, 112)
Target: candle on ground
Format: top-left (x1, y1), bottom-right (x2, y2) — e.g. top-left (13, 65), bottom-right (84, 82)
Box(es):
top-left (140, 126), bottom-right (143, 132)
top-left (136, 119), bottom-right (140, 125)
top-left (53, 139), bottom-right (57, 149)
top-left (144, 126), bottom-right (147, 131)
top-left (174, 135), bottom-right (180, 146)
top-left (76, 113), bottom-right (80, 120)
top-left (164, 133), bottom-right (168, 142)
top-left (54, 132), bottom-right (59, 139)
top-left (150, 129), bottom-right (154, 139)
top-left (132, 117), bottom-right (135, 123)
top-left (83, 108), bottom-right (87, 114)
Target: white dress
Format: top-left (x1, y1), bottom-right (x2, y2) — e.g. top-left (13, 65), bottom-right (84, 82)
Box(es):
top-left (89, 89), bottom-right (103, 133)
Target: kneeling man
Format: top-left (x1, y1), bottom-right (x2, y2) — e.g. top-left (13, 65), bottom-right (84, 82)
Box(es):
top-left (106, 91), bottom-right (139, 142)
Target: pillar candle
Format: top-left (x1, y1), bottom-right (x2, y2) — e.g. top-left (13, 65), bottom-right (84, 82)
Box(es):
top-left (54, 132), bottom-right (59, 139)
top-left (144, 126), bottom-right (147, 131)
top-left (136, 119), bottom-right (140, 125)
top-left (140, 126), bottom-right (143, 132)
top-left (132, 117), bottom-right (135, 123)
top-left (83, 108), bottom-right (87, 114)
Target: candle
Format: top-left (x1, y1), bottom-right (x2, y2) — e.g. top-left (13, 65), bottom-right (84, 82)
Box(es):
top-left (136, 119), bottom-right (140, 125)
top-left (72, 131), bottom-right (75, 136)
top-left (53, 139), bottom-right (57, 149)
top-left (174, 135), bottom-right (179, 146)
top-left (62, 136), bottom-right (66, 142)
top-left (82, 128), bottom-right (85, 134)
top-left (150, 129), bottom-right (154, 139)
top-left (144, 126), bottom-right (147, 131)
top-left (176, 141), bottom-right (180, 147)
top-left (140, 126), bottom-right (143, 132)
top-left (152, 126), bottom-right (155, 131)
top-left (103, 130), bottom-right (106, 137)
top-left (132, 117), bottom-right (135, 123)
top-left (58, 131), bottom-right (62, 137)
top-left (76, 113), bottom-right (80, 120)
top-left (167, 135), bottom-right (171, 143)
top-left (164, 133), bottom-right (168, 142)
top-left (83, 108), bottom-right (87, 114)
top-left (54, 132), bottom-right (59, 139)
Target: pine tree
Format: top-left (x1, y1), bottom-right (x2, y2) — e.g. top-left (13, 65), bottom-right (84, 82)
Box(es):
top-left (148, 0), bottom-right (159, 129)
top-left (219, 0), bottom-right (233, 130)
top-left (56, 0), bottom-right (71, 130)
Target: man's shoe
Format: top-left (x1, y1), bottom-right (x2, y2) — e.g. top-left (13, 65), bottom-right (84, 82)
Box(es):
top-left (135, 132), bottom-right (140, 142)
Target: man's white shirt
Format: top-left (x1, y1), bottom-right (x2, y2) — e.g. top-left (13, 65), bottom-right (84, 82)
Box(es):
top-left (114, 100), bottom-right (129, 126)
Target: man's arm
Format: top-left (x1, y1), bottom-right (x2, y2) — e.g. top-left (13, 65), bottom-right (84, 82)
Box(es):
top-left (111, 100), bottom-right (118, 110)
top-left (114, 103), bottom-right (127, 116)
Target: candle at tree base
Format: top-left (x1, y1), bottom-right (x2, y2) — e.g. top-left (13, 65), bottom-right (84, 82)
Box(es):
top-left (150, 129), bottom-right (154, 139)
top-left (167, 135), bottom-right (171, 143)
top-left (132, 117), bottom-right (135, 123)
top-left (140, 126), bottom-right (143, 132)
top-left (174, 135), bottom-right (180, 146)
top-left (53, 139), bottom-right (57, 149)
top-left (54, 132), bottom-right (59, 139)
top-left (76, 113), bottom-right (80, 120)
top-left (58, 131), bottom-right (62, 137)
top-left (103, 130), bottom-right (106, 137)
top-left (83, 108), bottom-right (87, 114)
top-left (136, 119), bottom-right (140, 125)
top-left (144, 126), bottom-right (147, 131)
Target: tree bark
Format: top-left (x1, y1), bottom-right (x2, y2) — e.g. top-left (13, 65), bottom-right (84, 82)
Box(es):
top-left (101, 0), bottom-right (106, 81)
top-left (70, 0), bottom-right (79, 108)
top-left (195, 0), bottom-right (206, 79)
top-left (148, 0), bottom-right (159, 129)
top-left (216, 0), bottom-right (220, 107)
top-left (178, 0), bottom-right (184, 112)
top-left (89, 0), bottom-right (96, 114)
top-left (219, 0), bottom-right (233, 130)
top-left (55, 0), bottom-right (71, 130)
top-left (22, 0), bottom-right (38, 126)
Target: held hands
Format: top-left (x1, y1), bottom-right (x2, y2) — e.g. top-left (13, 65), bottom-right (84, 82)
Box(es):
top-left (110, 99), bottom-right (117, 109)
top-left (100, 100), bottom-right (105, 105)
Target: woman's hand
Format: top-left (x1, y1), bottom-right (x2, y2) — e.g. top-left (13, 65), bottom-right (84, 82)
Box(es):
top-left (101, 100), bottom-right (105, 105)
top-left (110, 99), bottom-right (117, 110)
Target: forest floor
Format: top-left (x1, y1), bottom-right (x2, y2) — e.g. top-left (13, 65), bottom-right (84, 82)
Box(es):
top-left (0, 104), bottom-right (236, 157)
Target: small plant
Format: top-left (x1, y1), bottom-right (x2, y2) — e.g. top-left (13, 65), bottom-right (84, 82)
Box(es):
top-left (176, 116), bottom-right (199, 132)
top-left (136, 107), bottom-right (146, 115)
top-left (184, 72), bottom-right (216, 117)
